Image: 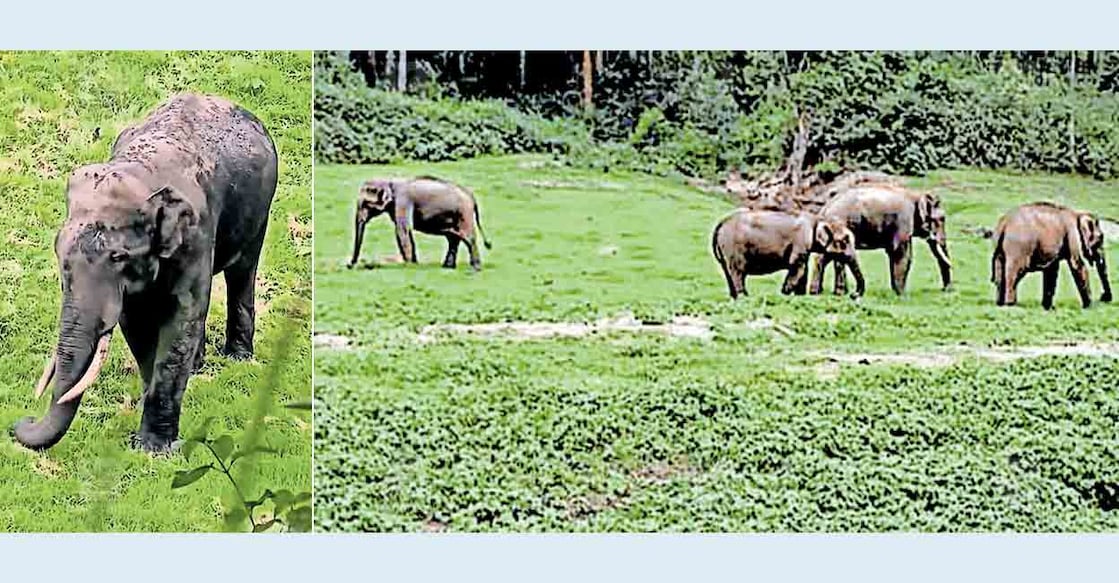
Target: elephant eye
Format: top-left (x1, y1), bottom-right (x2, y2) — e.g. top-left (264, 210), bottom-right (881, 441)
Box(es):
top-left (110, 251), bottom-right (129, 263)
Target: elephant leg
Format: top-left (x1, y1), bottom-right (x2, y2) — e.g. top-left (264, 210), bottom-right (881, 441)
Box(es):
top-left (782, 259), bottom-right (808, 295)
top-left (993, 252), bottom-right (1006, 305)
top-left (394, 221), bottom-right (418, 263)
top-left (1041, 263), bottom-right (1060, 310)
top-left (889, 242), bottom-right (913, 295)
top-left (833, 260), bottom-right (848, 296)
top-left (724, 266), bottom-right (746, 299)
top-left (1068, 257), bottom-right (1093, 308)
top-left (119, 294), bottom-right (166, 388)
top-left (1002, 255), bottom-right (1028, 306)
top-left (221, 230), bottom-right (265, 360)
top-left (442, 236), bottom-right (460, 269)
top-left (137, 272), bottom-right (213, 452)
top-left (462, 232), bottom-right (481, 271)
top-left (809, 254), bottom-right (827, 295)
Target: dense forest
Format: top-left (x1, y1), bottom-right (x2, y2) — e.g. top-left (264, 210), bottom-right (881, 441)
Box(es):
top-left (315, 51), bottom-right (1119, 180)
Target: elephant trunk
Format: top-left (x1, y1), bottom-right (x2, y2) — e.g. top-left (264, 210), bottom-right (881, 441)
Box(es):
top-left (13, 298), bottom-right (113, 450)
top-left (1097, 254), bottom-right (1112, 302)
top-left (929, 238), bottom-right (952, 288)
top-left (349, 210), bottom-right (369, 267)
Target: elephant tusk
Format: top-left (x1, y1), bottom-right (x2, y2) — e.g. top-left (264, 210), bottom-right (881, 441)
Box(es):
top-left (33, 353), bottom-right (57, 399)
top-left (56, 334), bottom-right (112, 405)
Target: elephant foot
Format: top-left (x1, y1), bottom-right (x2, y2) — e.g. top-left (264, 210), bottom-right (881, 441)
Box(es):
top-left (220, 344), bottom-right (254, 361)
top-left (1101, 292), bottom-right (1113, 303)
top-left (131, 431), bottom-right (181, 455)
top-left (441, 263), bottom-right (456, 269)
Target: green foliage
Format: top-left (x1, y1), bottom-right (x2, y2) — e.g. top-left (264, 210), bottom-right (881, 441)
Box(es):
top-left (315, 51), bottom-right (1119, 180)
top-left (314, 80), bottom-right (589, 165)
top-left (0, 51), bottom-right (311, 532)
top-left (313, 156), bottom-right (1119, 532)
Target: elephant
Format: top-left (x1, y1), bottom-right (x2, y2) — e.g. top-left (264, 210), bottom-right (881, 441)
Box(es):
top-left (13, 94), bottom-right (278, 452)
top-left (712, 209), bottom-right (865, 299)
top-left (348, 176), bottom-right (491, 270)
top-left (991, 202), bottom-right (1112, 309)
top-left (811, 184), bottom-right (952, 295)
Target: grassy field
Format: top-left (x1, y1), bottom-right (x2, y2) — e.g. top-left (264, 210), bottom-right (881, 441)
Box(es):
top-left (314, 156), bottom-right (1119, 532)
top-left (0, 52), bottom-right (312, 532)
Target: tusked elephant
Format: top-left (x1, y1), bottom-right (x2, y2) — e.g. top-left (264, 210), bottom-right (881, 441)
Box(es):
top-left (991, 202), bottom-right (1112, 309)
top-left (348, 176), bottom-right (491, 270)
top-left (712, 209), bottom-right (865, 299)
top-left (13, 94), bottom-right (278, 452)
top-left (811, 184), bottom-right (952, 295)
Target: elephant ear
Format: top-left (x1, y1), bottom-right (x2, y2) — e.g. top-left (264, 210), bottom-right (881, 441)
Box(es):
top-left (1078, 213), bottom-right (1104, 259)
top-left (917, 194), bottom-right (938, 232)
top-left (143, 186), bottom-right (197, 259)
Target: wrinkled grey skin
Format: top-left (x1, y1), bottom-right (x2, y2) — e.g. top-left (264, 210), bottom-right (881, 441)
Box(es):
top-left (991, 202), bottom-right (1112, 309)
top-left (712, 209), bottom-right (865, 299)
top-left (811, 185), bottom-right (952, 295)
top-left (349, 176), bottom-right (491, 270)
top-left (13, 94), bottom-right (277, 452)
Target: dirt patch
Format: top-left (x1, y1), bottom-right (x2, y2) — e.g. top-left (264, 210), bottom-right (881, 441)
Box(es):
top-left (416, 313), bottom-right (714, 343)
top-left (565, 492), bottom-right (628, 520)
top-left (34, 456), bottom-right (63, 478)
top-left (313, 333), bottom-right (351, 350)
top-left (421, 517), bottom-right (449, 533)
top-left (521, 179), bottom-right (625, 191)
top-left (630, 457), bottom-right (697, 484)
top-left (813, 341), bottom-right (1119, 378)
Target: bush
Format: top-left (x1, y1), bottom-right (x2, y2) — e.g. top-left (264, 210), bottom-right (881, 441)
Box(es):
top-left (315, 51), bottom-right (1119, 181)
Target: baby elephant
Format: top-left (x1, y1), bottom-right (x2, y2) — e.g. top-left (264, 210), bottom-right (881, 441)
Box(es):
top-left (992, 202), bottom-right (1112, 309)
top-left (712, 209), bottom-right (865, 299)
top-left (349, 176), bottom-right (491, 270)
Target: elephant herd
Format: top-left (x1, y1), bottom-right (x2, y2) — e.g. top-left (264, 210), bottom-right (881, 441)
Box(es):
top-left (347, 175), bottom-right (1111, 311)
top-left (713, 182), bottom-right (1112, 309)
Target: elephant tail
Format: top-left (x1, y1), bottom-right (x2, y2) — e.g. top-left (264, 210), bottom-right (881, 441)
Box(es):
top-left (712, 221), bottom-right (727, 270)
top-left (991, 230), bottom-right (1006, 283)
top-left (474, 200), bottom-right (492, 249)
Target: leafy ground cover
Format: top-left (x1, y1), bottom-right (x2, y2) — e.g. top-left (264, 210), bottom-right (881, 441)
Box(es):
top-left (314, 156), bottom-right (1119, 531)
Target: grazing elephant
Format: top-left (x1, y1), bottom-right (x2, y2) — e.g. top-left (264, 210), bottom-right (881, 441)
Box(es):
top-left (712, 209), bottom-right (865, 299)
top-left (991, 202), bottom-right (1112, 309)
top-left (348, 176), bottom-right (491, 270)
top-left (13, 94), bottom-right (278, 452)
top-left (811, 185), bottom-right (952, 295)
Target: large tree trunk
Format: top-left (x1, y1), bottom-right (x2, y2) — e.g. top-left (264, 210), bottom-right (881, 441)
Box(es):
top-left (397, 50), bottom-right (408, 92)
top-left (582, 50), bottom-right (593, 110)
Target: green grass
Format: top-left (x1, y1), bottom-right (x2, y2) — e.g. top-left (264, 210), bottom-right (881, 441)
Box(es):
top-left (0, 51), bottom-right (312, 532)
top-left (314, 156), bottom-right (1119, 532)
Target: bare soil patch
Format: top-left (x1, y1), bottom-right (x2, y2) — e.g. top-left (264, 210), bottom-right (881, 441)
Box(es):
top-left (416, 312), bottom-right (714, 343)
top-left (813, 341), bottom-right (1119, 378)
top-left (313, 333), bottom-right (352, 350)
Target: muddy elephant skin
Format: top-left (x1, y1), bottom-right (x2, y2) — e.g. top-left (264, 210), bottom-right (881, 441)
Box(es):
top-left (13, 94), bottom-right (278, 452)
top-left (811, 184), bottom-right (952, 295)
top-left (349, 176), bottom-right (491, 270)
top-left (991, 202), bottom-right (1112, 309)
top-left (712, 209), bottom-right (865, 299)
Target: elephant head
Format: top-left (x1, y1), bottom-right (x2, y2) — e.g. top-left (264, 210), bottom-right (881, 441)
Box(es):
top-left (348, 180), bottom-right (395, 267)
top-left (14, 165), bottom-right (195, 450)
top-left (814, 218), bottom-right (865, 297)
top-left (1077, 212), bottom-right (1112, 301)
top-left (915, 192), bottom-right (951, 268)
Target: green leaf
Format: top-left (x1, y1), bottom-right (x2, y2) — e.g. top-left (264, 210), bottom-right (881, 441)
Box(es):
top-left (170, 465), bottom-right (211, 489)
top-left (285, 506), bottom-right (312, 532)
top-left (180, 439), bottom-right (199, 462)
top-left (272, 489), bottom-right (295, 515)
top-left (231, 446), bottom-right (279, 464)
top-left (211, 435), bottom-right (235, 462)
top-left (285, 401), bottom-right (312, 411)
top-left (189, 417), bottom-right (216, 442)
top-left (294, 491), bottom-right (312, 504)
top-left (224, 506), bottom-right (249, 532)
top-left (252, 519), bottom-right (277, 533)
